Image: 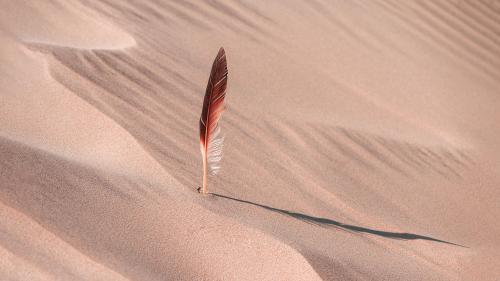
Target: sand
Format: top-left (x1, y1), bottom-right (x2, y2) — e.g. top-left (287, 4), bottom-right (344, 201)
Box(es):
top-left (1, 1), bottom-right (499, 280)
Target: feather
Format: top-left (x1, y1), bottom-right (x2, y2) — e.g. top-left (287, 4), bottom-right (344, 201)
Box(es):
top-left (199, 47), bottom-right (228, 194)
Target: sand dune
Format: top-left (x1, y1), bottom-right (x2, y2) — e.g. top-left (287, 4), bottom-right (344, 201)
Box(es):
top-left (1, 0), bottom-right (499, 280)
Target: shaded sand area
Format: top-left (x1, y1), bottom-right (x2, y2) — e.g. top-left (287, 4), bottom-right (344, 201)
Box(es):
top-left (1, 1), bottom-right (499, 280)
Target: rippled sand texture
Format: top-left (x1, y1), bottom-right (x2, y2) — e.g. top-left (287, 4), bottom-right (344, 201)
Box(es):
top-left (1, 1), bottom-right (499, 280)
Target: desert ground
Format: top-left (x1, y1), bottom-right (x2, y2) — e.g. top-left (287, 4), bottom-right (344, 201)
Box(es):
top-left (1, 1), bottom-right (499, 280)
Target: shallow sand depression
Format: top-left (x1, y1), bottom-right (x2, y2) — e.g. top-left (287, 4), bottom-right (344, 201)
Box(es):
top-left (0, 1), bottom-right (499, 280)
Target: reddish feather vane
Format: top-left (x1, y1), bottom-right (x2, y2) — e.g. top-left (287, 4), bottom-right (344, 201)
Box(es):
top-left (199, 47), bottom-right (228, 193)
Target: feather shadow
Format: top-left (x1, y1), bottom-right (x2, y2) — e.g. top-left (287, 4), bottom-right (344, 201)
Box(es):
top-left (210, 193), bottom-right (466, 247)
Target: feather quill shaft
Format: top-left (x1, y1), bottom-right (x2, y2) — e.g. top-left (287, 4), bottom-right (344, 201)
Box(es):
top-left (199, 47), bottom-right (228, 194)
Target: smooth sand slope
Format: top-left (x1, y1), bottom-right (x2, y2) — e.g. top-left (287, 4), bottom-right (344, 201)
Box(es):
top-left (1, 1), bottom-right (499, 280)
